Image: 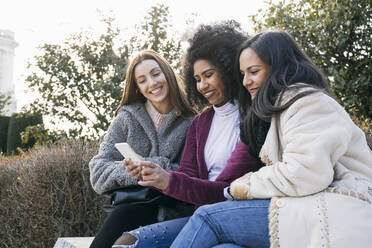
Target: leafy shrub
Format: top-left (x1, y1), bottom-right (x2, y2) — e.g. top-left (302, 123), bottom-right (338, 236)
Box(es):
top-left (6, 114), bottom-right (43, 155)
top-left (0, 140), bottom-right (106, 248)
top-left (21, 123), bottom-right (72, 146)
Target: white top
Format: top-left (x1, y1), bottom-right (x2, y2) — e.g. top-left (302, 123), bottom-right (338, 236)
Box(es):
top-left (204, 101), bottom-right (240, 181)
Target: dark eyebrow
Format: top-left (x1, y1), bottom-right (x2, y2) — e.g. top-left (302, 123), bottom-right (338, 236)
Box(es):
top-left (194, 68), bottom-right (215, 78)
top-left (246, 64), bottom-right (262, 70)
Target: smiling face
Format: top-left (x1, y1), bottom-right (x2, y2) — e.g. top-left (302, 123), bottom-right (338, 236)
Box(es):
top-left (239, 48), bottom-right (271, 100)
top-left (193, 59), bottom-right (227, 107)
top-left (134, 59), bottom-right (172, 113)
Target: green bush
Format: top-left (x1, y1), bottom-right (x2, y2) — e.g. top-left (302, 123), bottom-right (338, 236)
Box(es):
top-left (6, 115), bottom-right (43, 155)
top-left (0, 116), bottom-right (10, 153)
top-left (21, 123), bottom-right (73, 146)
top-left (0, 140), bottom-right (106, 247)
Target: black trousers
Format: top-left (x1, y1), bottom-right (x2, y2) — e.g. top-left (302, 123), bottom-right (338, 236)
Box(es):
top-left (89, 203), bottom-right (158, 248)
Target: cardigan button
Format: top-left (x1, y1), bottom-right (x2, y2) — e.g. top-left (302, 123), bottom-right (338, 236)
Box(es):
top-left (276, 199), bottom-right (285, 208)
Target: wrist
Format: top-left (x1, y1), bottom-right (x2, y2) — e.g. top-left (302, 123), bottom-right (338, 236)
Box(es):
top-left (224, 187), bottom-right (234, 200)
top-left (160, 171), bottom-right (170, 191)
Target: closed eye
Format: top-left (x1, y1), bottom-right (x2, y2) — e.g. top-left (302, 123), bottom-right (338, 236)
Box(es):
top-left (205, 72), bottom-right (214, 78)
top-left (136, 76), bottom-right (146, 84)
top-left (152, 70), bottom-right (161, 77)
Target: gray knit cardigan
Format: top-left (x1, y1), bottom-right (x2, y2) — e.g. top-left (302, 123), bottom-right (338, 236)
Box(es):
top-left (89, 101), bottom-right (193, 195)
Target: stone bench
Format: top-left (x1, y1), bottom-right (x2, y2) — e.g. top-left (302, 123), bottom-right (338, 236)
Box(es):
top-left (53, 237), bottom-right (94, 248)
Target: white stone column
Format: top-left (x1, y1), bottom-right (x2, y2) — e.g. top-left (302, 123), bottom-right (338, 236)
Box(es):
top-left (0, 29), bottom-right (18, 115)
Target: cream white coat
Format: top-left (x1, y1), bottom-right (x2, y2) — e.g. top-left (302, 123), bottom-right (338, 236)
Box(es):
top-left (231, 88), bottom-right (372, 248)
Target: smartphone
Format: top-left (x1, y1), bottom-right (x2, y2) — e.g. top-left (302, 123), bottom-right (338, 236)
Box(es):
top-left (114, 142), bottom-right (143, 161)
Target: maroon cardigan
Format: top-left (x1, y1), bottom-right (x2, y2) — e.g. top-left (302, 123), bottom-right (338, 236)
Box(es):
top-left (163, 107), bottom-right (261, 209)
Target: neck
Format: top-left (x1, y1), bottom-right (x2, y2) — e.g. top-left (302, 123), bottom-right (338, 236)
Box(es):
top-left (150, 100), bottom-right (173, 114)
top-left (214, 99), bottom-right (228, 107)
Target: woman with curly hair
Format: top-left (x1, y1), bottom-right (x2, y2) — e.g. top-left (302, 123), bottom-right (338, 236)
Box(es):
top-left (113, 21), bottom-right (262, 248)
top-left (171, 31), bottom-right (372, 248)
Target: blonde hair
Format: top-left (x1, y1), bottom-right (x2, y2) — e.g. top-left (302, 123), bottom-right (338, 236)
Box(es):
top-left (115, 50), bottom-right (195, 117)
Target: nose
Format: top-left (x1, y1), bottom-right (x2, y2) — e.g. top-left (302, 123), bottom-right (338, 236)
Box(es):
top-left (242, 74), bottom-right (252, 89)
top-left (149, 76), bottom-right (158, 86)
top-left (198, 79), bottom-right (208, 91)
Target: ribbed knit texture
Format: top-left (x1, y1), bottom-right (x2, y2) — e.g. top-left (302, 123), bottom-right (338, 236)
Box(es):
top-left (145, 100), bottom-right (169, 131)
top-left (205, 101), bottom-right (240, 180)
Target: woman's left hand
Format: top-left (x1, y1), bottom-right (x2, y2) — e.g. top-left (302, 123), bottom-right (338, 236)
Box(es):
top-left (137, 161), bottom-right (170, 191)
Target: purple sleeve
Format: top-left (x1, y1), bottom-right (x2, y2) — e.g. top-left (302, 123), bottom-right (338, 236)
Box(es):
top-left (164, 171), bottom-right (228, 207)
top-left (164, 140), bottom-right (261, 207)
top-left (174, 115), bottom-right (199, 177)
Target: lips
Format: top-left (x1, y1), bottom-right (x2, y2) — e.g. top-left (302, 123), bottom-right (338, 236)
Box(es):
top-left (248, 88), bottom-right (258, 94)
top-left (150, 87), bottom-right (162, 95)
top-left (203, 90), bottom-right (215, 98)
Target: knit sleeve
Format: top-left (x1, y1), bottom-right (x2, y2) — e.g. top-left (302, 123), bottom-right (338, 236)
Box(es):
top-left (231, 92), bottom-right (351, 199)
top-left (89, 112), bottom-right (138, 194)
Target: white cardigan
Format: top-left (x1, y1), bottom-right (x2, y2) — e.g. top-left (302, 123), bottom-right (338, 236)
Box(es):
top-left (231, 88), bottom-right (372, 248)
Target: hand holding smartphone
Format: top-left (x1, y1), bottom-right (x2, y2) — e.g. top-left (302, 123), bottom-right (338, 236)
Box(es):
top-left (114, 142), bottom-right (143, 162)
top-left (115, 143), bottom-right (143, 179)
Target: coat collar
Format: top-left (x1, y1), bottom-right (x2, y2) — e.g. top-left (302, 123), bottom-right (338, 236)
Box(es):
top-left (117, 101), bottom-right (179, 142)
top-left (196, 107), bottom-right (215, 179)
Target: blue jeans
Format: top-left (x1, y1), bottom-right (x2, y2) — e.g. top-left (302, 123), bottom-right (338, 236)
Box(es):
top-left (115, 217), bottom-right (190, 248)
top-left (171, 200), bottom-right (270, 248)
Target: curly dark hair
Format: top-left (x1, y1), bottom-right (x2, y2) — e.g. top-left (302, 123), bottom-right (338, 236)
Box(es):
top-left (182, 20), bottom-right (247, 108)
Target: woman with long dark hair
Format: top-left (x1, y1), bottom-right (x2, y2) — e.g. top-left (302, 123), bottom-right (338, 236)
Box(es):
top-left (171, 31), bottom-right (372, 248)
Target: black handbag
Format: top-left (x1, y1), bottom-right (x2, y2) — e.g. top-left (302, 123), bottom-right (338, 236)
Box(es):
top-left (102, 185), bottom-right (176, 213)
